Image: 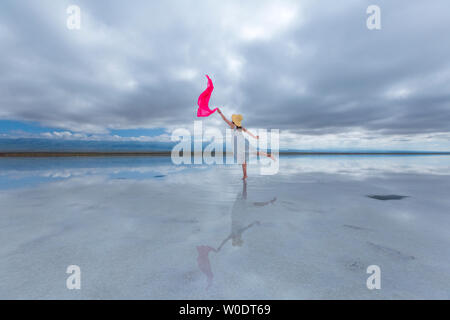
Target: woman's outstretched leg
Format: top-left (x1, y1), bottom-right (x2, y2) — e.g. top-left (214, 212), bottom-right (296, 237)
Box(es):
top-left (257, 151), bottom-right (275, 161)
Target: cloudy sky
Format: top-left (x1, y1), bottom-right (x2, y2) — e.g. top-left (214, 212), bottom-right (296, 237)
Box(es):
top-left (1, 0), bottom-right (449, 150)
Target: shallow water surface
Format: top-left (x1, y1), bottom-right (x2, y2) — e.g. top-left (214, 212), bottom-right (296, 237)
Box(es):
top-left (1, 155), bottom-right (450, 299)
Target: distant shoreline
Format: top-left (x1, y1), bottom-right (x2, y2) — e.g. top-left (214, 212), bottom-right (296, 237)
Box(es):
top-left (1, 151), bottom-right (450, 157)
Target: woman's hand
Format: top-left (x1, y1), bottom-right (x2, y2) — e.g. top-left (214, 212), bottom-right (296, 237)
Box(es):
top-left (256, 135), bottom-right (259, 139)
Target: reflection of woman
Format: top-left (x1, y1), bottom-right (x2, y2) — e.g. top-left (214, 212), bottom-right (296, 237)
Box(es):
top-left (219, 180), bottom-right (276, 248)
top-left (196, 181), bottom-right (276, 288)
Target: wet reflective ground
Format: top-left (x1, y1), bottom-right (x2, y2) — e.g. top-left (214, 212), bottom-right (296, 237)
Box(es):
top-left (1, 156), bottom-right (450, 299)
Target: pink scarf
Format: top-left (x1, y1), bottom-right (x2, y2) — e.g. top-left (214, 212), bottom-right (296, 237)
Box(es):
top-left (197, 75), bottom-right (218, 117)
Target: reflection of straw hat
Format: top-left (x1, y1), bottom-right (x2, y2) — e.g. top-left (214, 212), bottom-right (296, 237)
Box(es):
top-left (232, 114), bottom-right (243, 127)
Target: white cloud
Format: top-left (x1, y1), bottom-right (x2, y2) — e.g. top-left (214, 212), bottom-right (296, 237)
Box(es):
top-left (221, 2), bottom-right (300, 42)
top-left (385, 87), bottom-right (412, 99)
top-left (279, 130), bottom-right (450, 151)
top-left (172, 68), bottom-right (198, 81)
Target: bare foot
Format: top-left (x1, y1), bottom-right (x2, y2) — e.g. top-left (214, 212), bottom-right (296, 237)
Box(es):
top-left (242, 175), bottom-right (248, 180)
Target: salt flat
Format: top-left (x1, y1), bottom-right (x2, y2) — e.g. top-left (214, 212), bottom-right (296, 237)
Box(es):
top-left (0, 155), bottom-right (449, 299)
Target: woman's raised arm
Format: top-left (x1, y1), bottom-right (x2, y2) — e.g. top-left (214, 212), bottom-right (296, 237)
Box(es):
top-left (243, 127), bottom-right (259, 139)
top-left (217, 108), bottom-right (235, 128)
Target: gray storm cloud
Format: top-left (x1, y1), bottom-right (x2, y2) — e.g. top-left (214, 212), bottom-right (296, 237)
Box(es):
top-left (0, 0), bottom-right (449, 139)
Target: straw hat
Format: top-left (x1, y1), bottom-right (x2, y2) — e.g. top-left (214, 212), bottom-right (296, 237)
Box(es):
top-left (232, 114), bottom-right (243, 127)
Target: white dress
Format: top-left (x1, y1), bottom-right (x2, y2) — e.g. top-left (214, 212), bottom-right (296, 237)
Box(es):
top-left (233, 128), bottom-right (249, 164)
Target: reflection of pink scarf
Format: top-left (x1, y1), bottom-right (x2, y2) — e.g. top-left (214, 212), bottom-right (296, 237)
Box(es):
top-left (196, 245), bottom-right (217, 289)
top-left (197, 75), bottom-right (218, 117)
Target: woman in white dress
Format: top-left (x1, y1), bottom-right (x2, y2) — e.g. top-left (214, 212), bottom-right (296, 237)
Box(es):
top-left (217, 108), bottom-right (274, 179)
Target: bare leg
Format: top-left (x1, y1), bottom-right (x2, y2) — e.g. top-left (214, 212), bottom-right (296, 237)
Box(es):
top-left (257, 151), bottom-right (275, 161)
top-left (242, 162), bottom-right (248, 180)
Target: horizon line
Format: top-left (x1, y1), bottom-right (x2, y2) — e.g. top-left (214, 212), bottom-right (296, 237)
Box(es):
top-left (1, 151), bottom-right (450, 158)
